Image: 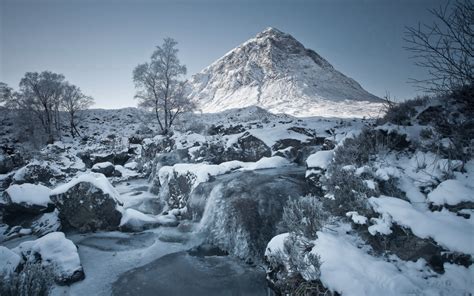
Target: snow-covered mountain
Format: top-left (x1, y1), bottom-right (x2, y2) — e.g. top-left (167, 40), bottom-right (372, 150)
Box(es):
top-left (187, 27), bottom-right (383, 118)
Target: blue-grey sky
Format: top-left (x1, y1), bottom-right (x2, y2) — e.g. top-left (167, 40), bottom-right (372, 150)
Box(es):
top-left (1, 0), bottom-right (447, 108)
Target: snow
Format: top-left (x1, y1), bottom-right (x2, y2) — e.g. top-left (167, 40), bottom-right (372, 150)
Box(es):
top-left (239, 156), bottom-right (291, 171)
top-left (312, 229), bottom-right (474, 296)
top-left (5, 183), bottom-right (51, 206)
top-left (160, 156), bottom-right (291, 191)
top-left (428, 179), bottom-right (474, 206)
top-left (50, 172), bottom-right (121, 203)
top-left (0, 246), bottom-right (21, 276)
top-left (346, 211), bottom-right (368, 224)
top-left (92, 161), bottom-right (114, 170)
top-left (368, 212), bottom-right (393, 235)
top-left (159, 161), bottom-right (244, 191)
top-left (120, 208), bottom-right (158, 227)
top-left (13, 232), bottom-right (82, 279)
top-left (114, 165), bottom-right (139, 179)
top-left (265, 232), bottom-right (290, 256)
top-left (306, 150), bottom-right (334, 169)
top-left (369, 196), bottom-right (474, 254)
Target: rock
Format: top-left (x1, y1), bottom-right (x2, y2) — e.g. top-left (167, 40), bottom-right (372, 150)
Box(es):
top-left (113, 151), bottom-right (131, 166)
top-left (128, 134), bottom-right (144, 144)
top-left (12, 160), bottom-right (65, 186)
top-left (13, 232), bottom-right (85, 285)
top-left (305, 150), bottom-right (334, 195)
top-left (30, 210), bottom-right (61, 236)
top-left (0, 151), bottom-right (24, 174)
top-left (2, 183), bottom-right (54, 225)
top-left (235, 132), bottom-right (271, 162)
top-left (0, 245), bottom-right (22, 276)
top-left (91, 153), bottom-right (115, 165)
top-left (208, 124), bottom-right (246, 135)
top-left (76, 151), bottom-right (93, 168)
top-left (188, 167), bottom-right (307, 263)
top-left (50, 173), bottom-right (123, 232)
top-left (91, 161), bottom-right (115, 177)
top-left (119, 209), bottom-right (178, 232)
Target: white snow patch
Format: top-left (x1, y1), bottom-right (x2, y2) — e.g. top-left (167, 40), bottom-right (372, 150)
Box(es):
top-left (428, 179), bottom-right (474, 206)
top-left (369, 196), bottom-right (474, 254)
top-left (13, 232), bottom-right (82, 279)
top-left (5, 183), bottom-right (51, 206)
top-left (306, 150), bottom-right (334, 169)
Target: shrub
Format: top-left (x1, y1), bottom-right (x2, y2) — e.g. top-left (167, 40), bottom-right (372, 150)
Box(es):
top-left (378, 96), bottom-right (428, 126)
top-left (323, 167), bottom-right (376, 217)
top-left (280, 196), bottom-right (328, 240)
top-left (0, 262), bottom-right (53, 296)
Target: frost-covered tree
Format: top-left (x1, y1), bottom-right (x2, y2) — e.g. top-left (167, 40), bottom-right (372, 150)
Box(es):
top-left (18, 71), bottom-right (66, 143)
top-left (0, 82), bottom-right (14, 108)
top-left (62, 83), bottom-right (94, 138)
top-left (133, 38), bottom-right (195, 134)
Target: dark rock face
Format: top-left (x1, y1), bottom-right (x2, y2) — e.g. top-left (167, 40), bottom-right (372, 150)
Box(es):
top-left (188, 167), bottom-right (308, 263)
top-left (236, 132), bottom-right (271, 162)
top-left (208, 124), bottom-right (246, 136)
top-left (78, 152), bottom-right (133, 168)
top-left (50, 182), bottom-right (122, 232)
top-left (360, 225), bottom-right (446, 273)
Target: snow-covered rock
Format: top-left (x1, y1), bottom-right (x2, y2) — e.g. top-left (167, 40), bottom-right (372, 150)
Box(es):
top-left (306, 150), bottom-right (334, 170)
top-left (0, 246), bottom-right (21, 276)
top-left (50, 173), bottom-right (123, 232)
top-left (3, 183), bottom-right (52, 213)
top-left (427, 179), bottom-right (474, 206)
top-left (119, 208), bottom-right (178, 231)
top-left (13, 232), bottom-right (85, 285)
top-left (192, 167), bottom-right (306, 262)
top-left (12, 160), bottom-right (65, 186)
top-left (187, 27), bottom-right (382, 117)
top-left (369, 196), bottom-right (474, 255)
top-left (91, 161), bottom-right (116, 177)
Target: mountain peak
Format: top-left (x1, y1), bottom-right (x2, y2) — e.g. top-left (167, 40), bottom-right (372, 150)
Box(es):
top-left (256, 27), bottom-right (287, 38)
top-left (187, 28), bottom-right (382, 117)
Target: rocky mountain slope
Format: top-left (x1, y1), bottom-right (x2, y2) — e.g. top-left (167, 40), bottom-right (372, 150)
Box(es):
top-left (187, 27), bottom-right (383, 117)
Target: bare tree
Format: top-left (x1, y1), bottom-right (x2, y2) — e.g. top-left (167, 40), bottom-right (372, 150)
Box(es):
top-left (404, 0), bottom-right (473, 93)
top-left (133, 38), bottom-right (195, 134)
top-left (18, 71), bottom-right (65, 143)
top-left (62, 83), bottom-right (94, 138)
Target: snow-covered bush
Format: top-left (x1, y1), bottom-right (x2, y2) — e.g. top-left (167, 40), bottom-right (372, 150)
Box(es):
top-left (0, 262), bottom-right (53, 296)
top-left (280, 196), bottom-right (327, 240)
top-left (265, 233), bottom-right (329, 295)
top-left (323, 167), bottom-right (376, 217)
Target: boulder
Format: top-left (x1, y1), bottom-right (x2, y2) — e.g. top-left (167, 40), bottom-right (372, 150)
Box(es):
top-left (235, 132), bottom-right (271, 162)
top-left (2, 184), bottom-right (54, 224)
top-left (91, 161), bottom-right (115, 177)
top-left (188, 167), bottom-right (307, 263)
top-left (13, 232), bottom-right (85, 285)
top-left (12, 160), bottom-right (65, 186)
top-left (0, 151), bottom-right (24, 174)
top-left (0, 246), bottom-right (21, 276)
top-left (50, 173), bottom-right (123, 232)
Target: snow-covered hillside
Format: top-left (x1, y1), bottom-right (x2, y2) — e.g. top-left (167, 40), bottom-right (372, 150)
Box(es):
top-left (187, 27), bottom-right (383, 117)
